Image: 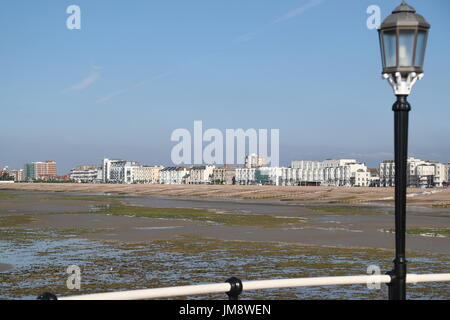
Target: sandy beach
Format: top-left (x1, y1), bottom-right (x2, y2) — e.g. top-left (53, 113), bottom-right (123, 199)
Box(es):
top-left (1, 183), bottom-right (450, 207)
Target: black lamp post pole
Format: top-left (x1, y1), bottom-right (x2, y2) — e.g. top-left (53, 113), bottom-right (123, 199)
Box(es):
top-left (388, 94), bottom-right (411, 300)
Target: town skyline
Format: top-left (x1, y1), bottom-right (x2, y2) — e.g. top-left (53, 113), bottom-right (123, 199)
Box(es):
top-left (3, 154), bottom-right (449, 189)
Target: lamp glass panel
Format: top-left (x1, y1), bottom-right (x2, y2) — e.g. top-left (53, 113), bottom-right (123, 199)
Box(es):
top-left (379, 32), bottom-right (386, 68)
top-left (383, 31), bottom-right (397, 67)
top-left (415, 30), bottom-right (428, 67)
top-left (398, 29), bottom-right (415, 67)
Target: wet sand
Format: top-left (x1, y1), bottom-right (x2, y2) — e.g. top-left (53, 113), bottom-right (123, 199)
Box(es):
top-left (1, 190), bottom-right (449, 254)
top-left (0, 263), bottom-right (13, 272)
top-left (26, 212), bottom-right (450, 254)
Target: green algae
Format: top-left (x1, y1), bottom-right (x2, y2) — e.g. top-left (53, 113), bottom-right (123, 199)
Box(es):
top-left (89, 202), bottom-right (306, 228)
top-left (306, 206), bottom-right (388, 216)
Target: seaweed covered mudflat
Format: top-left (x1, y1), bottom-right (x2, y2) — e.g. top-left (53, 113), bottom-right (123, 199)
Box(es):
top-left (0, 190), bottom-right (449, 300)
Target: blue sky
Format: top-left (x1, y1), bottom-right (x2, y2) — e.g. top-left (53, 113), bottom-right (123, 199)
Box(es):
top-left (1, 0), bottom-right (449, 174)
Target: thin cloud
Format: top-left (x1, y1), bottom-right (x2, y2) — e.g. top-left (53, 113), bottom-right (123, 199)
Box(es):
top-left (96, 88), bottom-right (129, 104)
top-left (149, 71), bottom-right (173, 82)
top-left (272, 0), bottom-right (324, 25)
top-left (96, 71), bottom-right (173, 104)
top-left (63, 70), bottom-right (100, 93)
top-left (234, 32), bottom-right (259, 44)
top-left (234, 0), bottom-right (324, 44)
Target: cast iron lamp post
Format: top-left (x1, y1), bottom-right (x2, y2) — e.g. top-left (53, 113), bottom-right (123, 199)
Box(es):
top-left (378, 1), bottom-right (430, 300)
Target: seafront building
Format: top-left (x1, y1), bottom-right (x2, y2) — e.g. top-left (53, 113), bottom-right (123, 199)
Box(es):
top-left (290, 161), bottom-right (323, 185)
top-left (235, 167), bottom-right (256, 185)
top-left (0, 168), bottom-right (14, 181)
top-left (428, 162), bottom-right (447, 187)
top-left (185, 165), bottom-right (215, 184)
top-left (70, 159), bottom-right (165, 184)
top-left (236, 167), bottom-right (284, 186)
top-left (380, 157), bottom-right (448, 188)
top-left (448, 164), bottom-right (450, 185)
top-left (70, 165), bottom-right (103, 183)
top-left (379, 160), bottom-right (395, 187)
top-left (101, 159), bottom-right (165, 184)
top-left (286, 159), bottom-right (372, 187)
top-left (159, 167), bottom-right (190, 185)
top-left (1, 168), bottom-right (25, 182)
top-left (132, 166), bottom-right (164, 184)
top-left (322, 159), bottom-right (370, 187)
top-left (212, 166), bottom-right (238, 185)
top-left (102, 158), bottom-right (140, 184)
top-left (24, 161), bottom-right (57, 181)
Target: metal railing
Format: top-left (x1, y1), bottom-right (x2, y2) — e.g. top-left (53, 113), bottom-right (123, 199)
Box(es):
top-left (38, 273), bottom-right (450, 300)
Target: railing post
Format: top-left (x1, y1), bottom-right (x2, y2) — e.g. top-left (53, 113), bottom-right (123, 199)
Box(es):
top-left (225, 277), bottom-right (243, 300)
top-left (386, 270), bottom-right (395, 300)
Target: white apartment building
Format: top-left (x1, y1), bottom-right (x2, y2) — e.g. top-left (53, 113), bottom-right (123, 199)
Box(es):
top-left (415, 164), bottom-right (435, 187)
top-left (185, 165), bottom-right (215, 184)
top-left (408, 157), bottom-right (428, 187)
top-left (236, 167), bottom-right (283, 186)
top-left (322, 159), bottom-right (357, 186)
top-left (102, 158), bottom-right (140, 184)
top-left (430, 162), bottom-right (447, 188)
top-left (290, 161), bottom-right (323, 185)
top-left (413, 162), bottom-right (447, 188)
top-left (448, 164), bottom-right (450, 185)
top-left (288, 159), bottom-right (371, 187)
top-left (8, 169), bottom-right (25, 182)
top-left (352, 169), bottom-right (371, 187)
top-left (70, 165), bottom-right (103, 183)
top-left (379, 160), bottom-right (395, 187)
top-left (235, 159), bottom-right (372, 187)
top-left (379, 157), bottom-right (448, 188)
top-left (235, 168), bottom-right (256, 185)
top-left (281, 167), bottom-right (297, 186)
top-left (159, 167), bottom-right (189, 185)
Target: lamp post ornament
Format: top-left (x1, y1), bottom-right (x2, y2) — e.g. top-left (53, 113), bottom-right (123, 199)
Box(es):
top-left (378, 1), bottom-right (430, 300)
